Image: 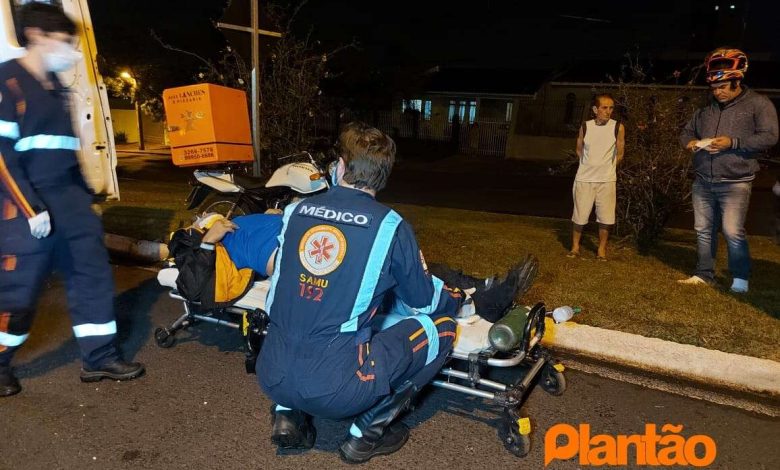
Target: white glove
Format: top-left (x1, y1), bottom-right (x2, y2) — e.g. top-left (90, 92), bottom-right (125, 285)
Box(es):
top-left (27, 211), bottom-right (51, 239)
top-left (773, 181), bottom-right (780, 197)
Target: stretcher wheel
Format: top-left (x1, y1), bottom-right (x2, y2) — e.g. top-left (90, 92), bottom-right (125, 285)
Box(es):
top-left (500, 412), bottom-right (532, 458)
top-left (154, 327), bottom-right (176, 348)
top-left (540, 362), bottom-right (566, 396)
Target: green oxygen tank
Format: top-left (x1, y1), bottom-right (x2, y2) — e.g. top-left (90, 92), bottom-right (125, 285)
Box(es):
top-left (488, 305), bottom-right (532, 352)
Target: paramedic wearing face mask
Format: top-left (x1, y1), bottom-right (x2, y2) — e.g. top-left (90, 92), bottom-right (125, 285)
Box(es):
top-left (258, 122), bottom-right (468, 463)
top-left (0, 2), bottom-right (144, 397)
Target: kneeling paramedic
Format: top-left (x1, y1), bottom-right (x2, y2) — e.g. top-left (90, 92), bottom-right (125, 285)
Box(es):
top-left (258, 122), bottom-right (464, 463)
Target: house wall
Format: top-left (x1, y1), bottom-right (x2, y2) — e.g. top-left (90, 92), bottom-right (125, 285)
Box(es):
top-left (109, 108), bottom-right (168, 145)
top-left (504, 83), bottom-right (713, 159)
top-left (388, 82), bottom-right (779, 160)
top-left (478, 98), bottom-right (510, 121)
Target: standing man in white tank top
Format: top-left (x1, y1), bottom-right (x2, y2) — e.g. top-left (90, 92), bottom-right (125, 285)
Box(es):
top-left (568, 94), bottom-right (625, 260)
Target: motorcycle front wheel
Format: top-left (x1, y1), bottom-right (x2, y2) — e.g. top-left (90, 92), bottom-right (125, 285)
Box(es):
top-left (199, 195), bottom-right (250, 219)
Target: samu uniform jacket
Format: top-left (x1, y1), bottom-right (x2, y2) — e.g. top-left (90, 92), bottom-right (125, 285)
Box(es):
top-left (680, 86), bottom-right (778, 183)
top-left (258, 186), bottom-right (462, 419)
top-left (0, 59), bottom-right (117, 368)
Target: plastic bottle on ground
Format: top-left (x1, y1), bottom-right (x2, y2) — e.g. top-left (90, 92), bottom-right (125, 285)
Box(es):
top-left (551, 306), bottom-right (581, 323)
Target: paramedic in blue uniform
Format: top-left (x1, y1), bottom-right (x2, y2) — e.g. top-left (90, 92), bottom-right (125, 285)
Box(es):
top-left (0, 3), bottom-right (144, 397)
top-left (258, 122), bottom-right (463, 463)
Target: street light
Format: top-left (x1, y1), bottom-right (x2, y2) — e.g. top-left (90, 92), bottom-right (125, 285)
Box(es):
top-left (120, 69), bottom-right (144, 150)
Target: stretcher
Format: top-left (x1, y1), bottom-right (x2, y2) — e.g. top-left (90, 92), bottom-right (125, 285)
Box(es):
top-left (155, 267), bottom-right (566, 458)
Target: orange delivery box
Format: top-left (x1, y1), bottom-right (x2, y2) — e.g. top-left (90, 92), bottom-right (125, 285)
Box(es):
top-left (162, 83), bottom-right (254, 167)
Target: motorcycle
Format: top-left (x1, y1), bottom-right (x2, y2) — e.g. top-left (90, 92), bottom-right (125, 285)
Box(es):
top-left (156, 150), bottom-right (332, 372)
top-left (184, 151), bottom-right (331, 218)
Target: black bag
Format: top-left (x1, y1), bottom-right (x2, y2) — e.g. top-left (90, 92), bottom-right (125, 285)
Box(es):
top-left (167, 228), bottom-right (216, 304)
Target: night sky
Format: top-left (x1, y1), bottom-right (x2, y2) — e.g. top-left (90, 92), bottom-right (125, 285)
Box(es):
top-left (87, 0), bottom-right (778, 93)
top-left (288, 0), bottom-right (779, 68)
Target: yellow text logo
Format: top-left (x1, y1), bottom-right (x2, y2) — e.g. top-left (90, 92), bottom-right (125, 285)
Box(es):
top-left (544, 423), bottom-right (716, 467)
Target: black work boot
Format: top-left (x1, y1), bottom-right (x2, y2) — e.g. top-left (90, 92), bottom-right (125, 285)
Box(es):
top-left (271, 406), bottom-right (317, 449)
top-left (339, 381), bottom-right (418, 464)
top-left (472, 255), bottom-right (539, 322)
top-left (0, 366), bottom-right (21, 397)
top-left (80, 359), bottom-right (145, 383)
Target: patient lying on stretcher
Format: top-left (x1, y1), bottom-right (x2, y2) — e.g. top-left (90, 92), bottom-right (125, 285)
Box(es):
top-left (158, 212), bottom-right (539, 354)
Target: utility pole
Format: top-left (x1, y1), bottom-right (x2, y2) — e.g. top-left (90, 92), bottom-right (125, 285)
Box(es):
top-left (217, 1), bottom-right (282, 171)
top-left (135, 96), bottom-right (145, 150)
top-left (121, 71), bottom-right (144, 150)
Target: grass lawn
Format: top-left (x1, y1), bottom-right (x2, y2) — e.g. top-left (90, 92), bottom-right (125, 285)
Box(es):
top-left (103, 180), bottom-right (780, 361)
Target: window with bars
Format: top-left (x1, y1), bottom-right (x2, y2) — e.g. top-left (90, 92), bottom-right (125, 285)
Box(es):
top-left (402, 99), bottom-right (432, 120)
top-left (449, 99), bottom-right (477, 123)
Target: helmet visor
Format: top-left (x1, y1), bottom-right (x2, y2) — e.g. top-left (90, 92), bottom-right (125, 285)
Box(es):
top-left (707, 57), bottom-right (746, 72)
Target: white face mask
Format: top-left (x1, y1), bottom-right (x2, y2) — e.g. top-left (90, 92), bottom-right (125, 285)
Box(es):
top-left (328, 160), bottom-right (341, 186)
top-left (44, 40), bottom-right (81, 72)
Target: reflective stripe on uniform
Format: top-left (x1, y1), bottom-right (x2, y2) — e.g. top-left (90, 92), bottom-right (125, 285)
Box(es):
top-left (14, 135), bottom-right (80, 152)
top-left (0, 120), bottom-right (19, 140)
top-left (0, 153), bottom-right (36, 218)
top-left (383, 274), bottom-right (445, 320)
top-left (410, 314), bottom-right (439, 365)
top-left (412, 275), bottom-right (444, 314)
top-left (341, 210), bottom-right (402, 333)
top-left (0, 331), bottom-right (29, 347)
top-left (72, 321), bottom-right (116, 338)
top-left (264, 200), bottom-right (302, 314)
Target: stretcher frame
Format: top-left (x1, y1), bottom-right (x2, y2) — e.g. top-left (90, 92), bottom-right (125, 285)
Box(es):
top-left (155, 293), bottom-right (565, 458)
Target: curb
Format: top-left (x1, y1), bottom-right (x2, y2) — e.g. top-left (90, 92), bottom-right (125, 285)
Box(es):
top-left (541, 318), bottom-right (780, 399)
top-left (104, 233), bottom-right (779, 401)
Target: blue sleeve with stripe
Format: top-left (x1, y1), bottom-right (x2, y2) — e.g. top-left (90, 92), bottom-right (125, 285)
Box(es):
top-left (0, 80), bottom-right (45, 217)
top-left (389, 220), bottom-right (461, 317)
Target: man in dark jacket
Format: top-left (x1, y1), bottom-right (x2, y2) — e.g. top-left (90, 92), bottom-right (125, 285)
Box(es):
top-left (678, 48), bottom-right (778, 293)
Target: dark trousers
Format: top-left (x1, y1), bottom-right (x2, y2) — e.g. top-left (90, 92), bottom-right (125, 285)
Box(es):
top-left (258, 310), bottom-right (457, 419)
top-left (0, 185), bottom-right (117, 368)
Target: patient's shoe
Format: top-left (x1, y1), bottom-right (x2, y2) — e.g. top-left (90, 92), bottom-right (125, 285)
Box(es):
top-left (271, 406), bottom-right (316, 449)
top-left (472, 263), bottom-right (524, 322)
top-left (0, 366), bottom-right (21, 397)
top-left (80, 359), bottom-right (145, 383)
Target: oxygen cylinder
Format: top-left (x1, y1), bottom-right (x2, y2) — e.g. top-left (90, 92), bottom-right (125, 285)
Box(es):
top-left (488, 305), bottom-right (531, 352)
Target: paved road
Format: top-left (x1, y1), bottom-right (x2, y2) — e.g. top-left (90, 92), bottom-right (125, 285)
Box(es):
top-left (1, 265), bottom-right (778, 469)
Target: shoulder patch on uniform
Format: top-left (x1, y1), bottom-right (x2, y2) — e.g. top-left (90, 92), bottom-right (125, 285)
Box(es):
top-left (298, 225), bottom-right (347, 276)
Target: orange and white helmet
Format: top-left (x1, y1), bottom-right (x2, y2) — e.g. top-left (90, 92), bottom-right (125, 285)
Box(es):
top-left (705, 48), bottom-right (748, 83)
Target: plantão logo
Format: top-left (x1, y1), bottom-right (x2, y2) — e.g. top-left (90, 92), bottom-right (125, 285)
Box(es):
top-left (544, 423), bottom-right (717, 467)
